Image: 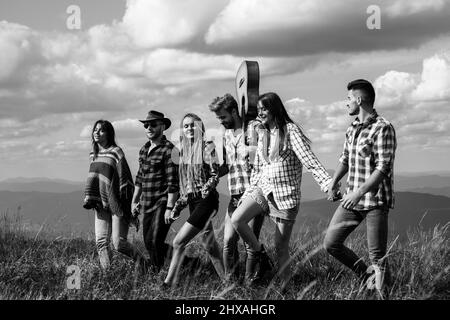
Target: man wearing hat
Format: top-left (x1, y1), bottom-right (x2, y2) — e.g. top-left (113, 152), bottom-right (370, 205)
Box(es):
top-left (131, 110), bottom-right (179, 272)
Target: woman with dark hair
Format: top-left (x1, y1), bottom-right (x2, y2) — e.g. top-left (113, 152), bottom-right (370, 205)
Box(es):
top-left (231, 92), bottom-right (332, 289)
top-left (83, 120), bottom-right (146, 272)
top-left (162, 113), bottom-right (224, 287)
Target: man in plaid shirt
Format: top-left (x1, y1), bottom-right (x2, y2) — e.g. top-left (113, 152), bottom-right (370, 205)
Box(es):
top-left (208, 94), bottom-right (264, 282)
top-left (131, 110), bottom-right (179, 272)
top-left (324, 79), bottom-right (397, 299)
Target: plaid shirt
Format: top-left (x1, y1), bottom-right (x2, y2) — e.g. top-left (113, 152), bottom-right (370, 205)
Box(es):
top-left (135, 135), bottom-right (179, 214)
top-left (339, 110), bottom-right (396, 210)
top-left (247, 122), bottom-right (332, 210)
top-left (221, 120), bottom-right (259, 195)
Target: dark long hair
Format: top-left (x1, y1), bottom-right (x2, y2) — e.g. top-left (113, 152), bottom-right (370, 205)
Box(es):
top-left (91, 120), bottom-right (117, 159)
top-left (258, 92), bottom-right (311, 147)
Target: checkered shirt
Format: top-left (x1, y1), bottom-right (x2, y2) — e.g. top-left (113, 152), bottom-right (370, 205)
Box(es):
top-left (222, 120), bottom-right (260, 195)
top-left (135, 135), bottom-right (179, 214)
top-left (247, 122), bottom-right (332, 210)
top-left (339, 110), bottom-right (397, 210)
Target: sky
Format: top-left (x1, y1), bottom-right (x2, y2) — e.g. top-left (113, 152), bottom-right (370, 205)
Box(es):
top-left (1, 0), bottom-right (450, 182)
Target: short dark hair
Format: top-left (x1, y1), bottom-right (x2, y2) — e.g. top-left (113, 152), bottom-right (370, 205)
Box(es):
top-left (347, 79), bottom-right (375, 105)
top-left (208, 93), bottom-right (238, 114)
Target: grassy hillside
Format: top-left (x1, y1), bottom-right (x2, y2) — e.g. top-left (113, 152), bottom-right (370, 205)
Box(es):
top-left (0, 212), bottom-right (448, 300)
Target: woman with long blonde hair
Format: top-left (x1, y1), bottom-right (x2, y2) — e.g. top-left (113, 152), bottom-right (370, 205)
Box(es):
top-left (162, 113), bottom-right (224, 287)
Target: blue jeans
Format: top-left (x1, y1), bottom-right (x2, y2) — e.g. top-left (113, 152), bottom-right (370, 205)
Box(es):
top-left (95, 209), bottom-right (142, 269)
top-left (223, 194), bottom-right (264, 280)
top-left (323, 205), bottom-right (389, 281)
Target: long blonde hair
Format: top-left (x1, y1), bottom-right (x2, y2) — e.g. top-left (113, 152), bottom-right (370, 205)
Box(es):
top-left (179, 113), bottom-right (206, 197)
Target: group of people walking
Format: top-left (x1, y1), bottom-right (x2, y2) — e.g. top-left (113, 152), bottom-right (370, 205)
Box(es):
top-left (83, 79), bottom-right (397, 298)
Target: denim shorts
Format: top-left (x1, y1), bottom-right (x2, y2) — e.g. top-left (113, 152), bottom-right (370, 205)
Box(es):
top-left (247, 186), bottom-right (270, 214)
top-left (270, 215), bottom-right (295, 226)
top-left (267, 193), bottom-right (299, 221)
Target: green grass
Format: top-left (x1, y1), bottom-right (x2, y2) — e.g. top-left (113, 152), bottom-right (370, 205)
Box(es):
top-left (0, 212), bottom-right (448, 300)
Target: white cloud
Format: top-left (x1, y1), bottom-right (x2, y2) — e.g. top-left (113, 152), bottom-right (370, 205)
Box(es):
top-left (205, 0), bottom-right (450, 56)
top-left (386, 0), bottom-right (445, 17)
top-left (122, 0), bottom-right (227, 48)
top-left (412, 53), bottom-right (450, 101)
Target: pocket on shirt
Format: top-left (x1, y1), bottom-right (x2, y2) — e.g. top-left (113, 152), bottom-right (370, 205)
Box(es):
top-left (141, 159), bottom-right (163, 174)
top-left (149, 159), bottom-right (163, 172)
top-left (358, 138), bottom-right (373, 158)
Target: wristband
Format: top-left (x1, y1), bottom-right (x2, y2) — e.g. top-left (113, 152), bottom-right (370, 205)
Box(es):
top-left (166, 206), bottom-right (174, 210)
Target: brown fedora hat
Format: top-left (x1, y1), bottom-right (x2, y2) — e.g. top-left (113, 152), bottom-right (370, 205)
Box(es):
top-left (139, 110), bottom-right (171, 129)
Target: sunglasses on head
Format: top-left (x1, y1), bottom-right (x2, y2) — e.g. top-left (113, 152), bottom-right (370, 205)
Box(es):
top-left (144, 121), bottom-right (161, 129)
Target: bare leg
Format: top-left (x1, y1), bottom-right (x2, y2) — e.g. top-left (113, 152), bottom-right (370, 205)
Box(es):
top-left (273, 218), bottom-right (295, 285)
top-left (231, 197), bottom-right (266, 251)
top-left (223, 211), bottom-right (240, 280)
top-left (164, 222), bottom-right (200, 286)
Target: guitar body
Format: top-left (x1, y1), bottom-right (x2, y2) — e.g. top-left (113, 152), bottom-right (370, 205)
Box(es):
top-left (235, 60), bottom-right (260, 126)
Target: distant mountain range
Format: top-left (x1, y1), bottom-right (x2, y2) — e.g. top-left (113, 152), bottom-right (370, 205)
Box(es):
top-left (0, 177), bottom-right (84, 193)
top-left (1, 173), bottom-right (450, 199)
top-left (0, 176), bottom-right (449, 241)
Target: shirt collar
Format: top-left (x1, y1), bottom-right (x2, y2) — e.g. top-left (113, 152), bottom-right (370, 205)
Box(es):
top-left (145, 135), bottom-right (169, 149)
top-left (352, 109), bottom-right (378, 128)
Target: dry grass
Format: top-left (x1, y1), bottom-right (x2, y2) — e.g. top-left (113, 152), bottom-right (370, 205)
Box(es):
top-left (0, 212), bottom-right (448, 300)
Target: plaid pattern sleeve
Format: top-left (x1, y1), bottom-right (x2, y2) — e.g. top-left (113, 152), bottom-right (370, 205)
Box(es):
top-left (202, 141), bottom-right (220, 192)
top-left (338, 127), bottom-right (351, 167)
top-left (373, 124), bottom-right (396, 177)
top-left (289, 124), bottom-right (332, 192)
top-left (165, 145), bottom-right (180, 193)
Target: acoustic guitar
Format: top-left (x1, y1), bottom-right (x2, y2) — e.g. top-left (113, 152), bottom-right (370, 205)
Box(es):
top-left (235, 60), bottom-right (260, 166)
top-left (235, 60), bottom-right (260, 127)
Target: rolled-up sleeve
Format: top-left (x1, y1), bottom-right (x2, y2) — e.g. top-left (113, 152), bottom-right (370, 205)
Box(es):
top-left (338, 129), bottom-right (351, 167)
top-left (374, 124), bottom-right (396, 177)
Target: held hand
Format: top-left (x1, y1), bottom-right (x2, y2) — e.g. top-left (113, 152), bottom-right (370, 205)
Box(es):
top-left (341, 190), bottom-right (363, 210)
top-left (129, 213), bottom-right (140, 232)
top-left (131, 202), bottom-right (140, 215)
top-left (164, 209), bottom-right (172, 224)
top-left (169, 208), bottom-right (181, 222)
top-left (327, 182), bottom-right (342, 202)
top-left (201, 185), bottom-right (210, 199)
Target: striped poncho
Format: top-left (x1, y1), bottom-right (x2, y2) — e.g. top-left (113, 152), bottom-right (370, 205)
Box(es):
top-left (83, 146), bottom-right (134, 218)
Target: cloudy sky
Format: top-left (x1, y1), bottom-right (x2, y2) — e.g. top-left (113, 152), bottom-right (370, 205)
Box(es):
top-left (1, 0), bottom-right (450, 182)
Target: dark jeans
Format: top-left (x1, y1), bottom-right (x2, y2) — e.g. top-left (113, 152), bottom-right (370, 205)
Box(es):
top-left (143, 203), bottom-right (171, 270)
top-left (323, 205), bottom-right (389, 282)
top-left (223, 194), bottom-right (265, 280)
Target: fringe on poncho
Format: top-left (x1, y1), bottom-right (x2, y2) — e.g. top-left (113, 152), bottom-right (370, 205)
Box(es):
top-left (83, 146), bottom-right (134, 218)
